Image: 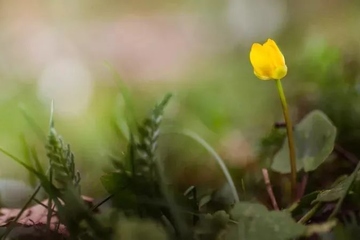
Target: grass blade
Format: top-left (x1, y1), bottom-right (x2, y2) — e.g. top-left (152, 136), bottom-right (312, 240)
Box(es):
top-left (163, 129), bottom-right (240, 203)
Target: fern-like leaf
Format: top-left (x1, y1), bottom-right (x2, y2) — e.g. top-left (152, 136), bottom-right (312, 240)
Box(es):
top-left (46, 127), bottom-right (81, 190)
top-left (133, 93), bottom-right (172, 178)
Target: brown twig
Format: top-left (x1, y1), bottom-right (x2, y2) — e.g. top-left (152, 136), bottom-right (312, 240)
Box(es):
top-left (262, 168), bottom-right (279, 210)
top-left (274, 122), bottom-right (287, 129)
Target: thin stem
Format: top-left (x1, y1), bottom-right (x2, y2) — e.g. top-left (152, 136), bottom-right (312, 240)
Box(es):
top-left (262, 168), bottom-right (279, 210)
top-left (275, 79), bottom-right (297, 200)
top-left (1, 166), bottom-right (51, 239)
top-left (298, 202), bottom-right (321, 224)
top-left (193, 187), bottom-right (198, 225)
top-left (91, 194), bottom-right (114, 211)
top-left (1, 183), bottom-right (42, 239)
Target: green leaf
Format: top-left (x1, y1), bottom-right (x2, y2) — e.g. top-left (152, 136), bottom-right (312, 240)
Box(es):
top-left (287, 191), bottom-right (321, 217)
top-left (133, 93), bottom-right (172, 179)
top-left (257, 128), bottom-right (286, 168)
top-left (271, 110), bottom-right (336, 173)
top-left (315, 188), bottom-right (346, 203)
top-left (195, 211), bottom-right (230, 240)
top-left (229, 202), bottom-right (306, 240)
top-left (314, 173), bottom-right (360, 203)
top-left (230, 202), bottom-right (268, 219)
top-left (20, 135), bottom-right (37, 188)
top-left (113, 93), bottom-right (131, 141)
top-left (46, 127), bottom-right (81, 189)
top-left (114, 218), bottom-right (167, 240)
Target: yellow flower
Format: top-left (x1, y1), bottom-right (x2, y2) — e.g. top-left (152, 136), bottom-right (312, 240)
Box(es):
top-left (249, 39), bottom-right (287, 80)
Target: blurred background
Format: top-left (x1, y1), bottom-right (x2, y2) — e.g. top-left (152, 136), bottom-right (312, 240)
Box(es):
top-left (1, 0), bottom-right (360, 203)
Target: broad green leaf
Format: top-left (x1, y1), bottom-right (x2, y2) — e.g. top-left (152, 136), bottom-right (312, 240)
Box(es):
top-left (229, 202), bottom-right (306, 240)
top-left (271, 110), bottom-right (336, 173)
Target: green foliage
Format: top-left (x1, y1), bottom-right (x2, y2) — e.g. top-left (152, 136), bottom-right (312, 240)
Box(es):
top-left (314, 175), bottom-right (352, 203)
top-left (296, 41), bottom-right (360, 159)
top-left (194, 210), bottom-right (230, 240)
top-left (46, 127), bottom-right (81, 190)
top-left (113, 218), bottom-right (168, 240)
top-left (101, 93), bottom-right (177, 224)
top-left (329, 213), bottom-right (360, 240)
top-left (134, 93), bottom-right (172, 179)
top-left (272, 110), bottom-right (337, 173)
top-left (229, 202), bottom-right (306, 240)
top-left (1, 88), bottom-right (360, 240)
top-left (288, 191), bottom-right (320, 218)
top-left (257, 127), bottom-right (286, 168)
top-left (44, 119), bottom-right (111, 239)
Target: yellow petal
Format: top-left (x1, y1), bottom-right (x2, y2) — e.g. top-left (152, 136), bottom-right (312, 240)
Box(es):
top-left (264, 39), bottom-right (285, 68)
top-left (249, 43), bottom-right (273, 80)
top-left (250, 39), bottom-right (287, 80)
top-left (254, 70), bottom-right (271, 80)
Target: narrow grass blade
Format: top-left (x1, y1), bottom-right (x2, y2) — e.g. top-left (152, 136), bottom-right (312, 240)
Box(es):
top-left (162, 129), bottom-right (240, 203)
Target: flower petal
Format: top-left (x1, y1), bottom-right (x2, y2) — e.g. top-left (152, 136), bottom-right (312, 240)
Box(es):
top-left (249, 43), bottom-right (273, 80)
top-left (254, 70), bottom-right (271, 80)
top-left (264, 39), bottom-right (285, 67)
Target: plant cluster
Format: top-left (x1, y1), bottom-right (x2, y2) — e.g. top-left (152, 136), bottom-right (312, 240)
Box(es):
top-left (0, 39), bottom-right (360, 240)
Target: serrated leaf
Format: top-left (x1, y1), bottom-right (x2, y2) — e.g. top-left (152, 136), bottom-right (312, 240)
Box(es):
top-left (271, 110), bottom-right (336, 173)
top-left (230, 202), bottom-right (306, 240)
top-left (46, 125), bottom-right (81, 190)
top-left (133, 93), bottom-right (172, 179)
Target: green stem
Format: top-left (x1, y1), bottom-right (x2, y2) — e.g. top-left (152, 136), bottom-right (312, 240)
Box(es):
top-left (275, 79), bottom-right (297, 200)
top-left (298, 202), bottom-right (321, 224)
